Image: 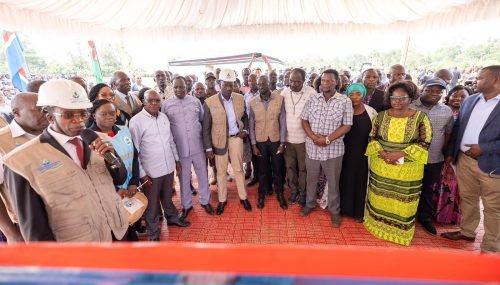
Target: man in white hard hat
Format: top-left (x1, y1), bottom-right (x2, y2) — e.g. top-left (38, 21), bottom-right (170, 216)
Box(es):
top-left (3, 79), bottom-right (129, 242)
top-left (203, 69), bottom-right (252, 215)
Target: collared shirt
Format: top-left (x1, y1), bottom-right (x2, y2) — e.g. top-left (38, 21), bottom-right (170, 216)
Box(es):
top-left (220, 94), bottom-right (240, 136)
top-left (282, 85), bottom-right (316, 144)
top-left (115, 90), bottom-right (137, 110)
top-left (244, 90), bottom-right (259, 115)
top-left (162, 95), bottom-right (204, 158)
top-left (47, 126), bottom-right (83, 167)
top-left (0, 120), bottom-right (37, 184)
top-left (411, 98), bottom-right (454, 163)
top-left (129, 109), bottom-right (179, 178)
top-left (300, 92), bottom-right (353, 160)
top-left (153, 84), bottom-right (174, 101)
top-left (460, 93), bottom-right (500, 152)
top-left (249, 93), bottom-right (287, 144)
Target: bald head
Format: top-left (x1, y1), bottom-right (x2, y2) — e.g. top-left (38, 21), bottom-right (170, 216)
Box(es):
top-left (11, 92), bottom-right (38, 110)
top-left (11, 92), bottom-right (48, 135)
top-left (26, 80), bottom-right (46, 93)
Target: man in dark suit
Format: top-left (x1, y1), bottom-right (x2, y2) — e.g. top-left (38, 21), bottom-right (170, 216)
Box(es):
top-left (442, 65), bottom-right (500, 254)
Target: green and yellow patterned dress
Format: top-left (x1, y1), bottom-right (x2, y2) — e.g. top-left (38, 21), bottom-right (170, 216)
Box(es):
top-left (364, 110), bottom-right (432, 246)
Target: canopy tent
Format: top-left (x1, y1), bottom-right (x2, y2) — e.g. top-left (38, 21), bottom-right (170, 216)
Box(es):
top-left (0, 0), bottom-right (498, 42)
top-left (169, 53), bottom-right (285, 66)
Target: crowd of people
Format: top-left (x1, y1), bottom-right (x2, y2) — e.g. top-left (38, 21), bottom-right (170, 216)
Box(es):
top-left (0, 62), bottom-right (498, 254)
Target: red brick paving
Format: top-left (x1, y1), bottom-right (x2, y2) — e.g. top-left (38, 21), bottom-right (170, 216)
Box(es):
top-left (147, 178), bottom-right (483, 252)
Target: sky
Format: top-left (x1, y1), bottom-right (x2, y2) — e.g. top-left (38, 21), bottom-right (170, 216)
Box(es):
top-left (19, 18), bottom-right (500, 75)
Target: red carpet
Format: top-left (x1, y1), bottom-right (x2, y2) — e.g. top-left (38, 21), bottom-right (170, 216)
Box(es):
top-left (151, 176), bottom-right (483, 252)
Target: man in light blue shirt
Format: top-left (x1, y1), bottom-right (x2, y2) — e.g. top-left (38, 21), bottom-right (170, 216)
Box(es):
top-left (129, 90), bottom-right (190, 241)
top-left (162, 77), bottom-right (214, 220)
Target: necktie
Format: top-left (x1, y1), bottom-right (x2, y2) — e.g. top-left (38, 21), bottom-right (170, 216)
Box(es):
top-left (68, 138), bottom-right (84, 168)
top-left (126, 95), bottom-right (132, 109)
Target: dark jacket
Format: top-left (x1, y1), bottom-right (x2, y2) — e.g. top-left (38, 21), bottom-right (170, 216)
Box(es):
top-left (447, 94), bottom-right (500, 174)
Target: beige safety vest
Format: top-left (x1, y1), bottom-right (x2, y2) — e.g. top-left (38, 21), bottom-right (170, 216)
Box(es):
top-left (3, 138), bottom-right (128, 242)
top-left (205, 93), bottom-right (246, 150)
top-left (250, 93), bottom-right (284, 143)
top-left (0, 126), bottom-right (31, 223)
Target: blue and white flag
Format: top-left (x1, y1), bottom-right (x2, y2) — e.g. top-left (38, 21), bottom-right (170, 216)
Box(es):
top-left (3, 32), bottom-right (30, 92)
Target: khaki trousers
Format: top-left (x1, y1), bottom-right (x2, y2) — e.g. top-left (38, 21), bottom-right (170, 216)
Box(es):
top-left (215, 137), bottom-right (247, 202)
top-left (457, 153), bottom-right (500, 253)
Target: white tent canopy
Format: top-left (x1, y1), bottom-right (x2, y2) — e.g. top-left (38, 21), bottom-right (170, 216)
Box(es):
top-left (0, 0), bottom-right (498, 42)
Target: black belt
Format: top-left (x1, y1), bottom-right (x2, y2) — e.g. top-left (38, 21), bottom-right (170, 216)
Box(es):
top-left (229, 134), bottom-right (238, 137)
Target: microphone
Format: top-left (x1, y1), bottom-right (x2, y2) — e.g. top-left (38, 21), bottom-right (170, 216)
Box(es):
top-left (80, 129), bottom-right (121, 169)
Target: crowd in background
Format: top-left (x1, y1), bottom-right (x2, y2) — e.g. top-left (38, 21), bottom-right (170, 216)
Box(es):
top-left (0, 60), bottom-right (498, 254)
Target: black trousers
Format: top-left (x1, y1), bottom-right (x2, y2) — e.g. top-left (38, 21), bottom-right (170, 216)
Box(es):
top-left (418, 162), bottom-right (444, 221)
top-left (256, 140), bottom-right (284, 196)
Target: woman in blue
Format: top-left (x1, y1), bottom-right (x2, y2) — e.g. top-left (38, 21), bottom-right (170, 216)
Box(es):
top-left (89, 99), bottom-right (141, 241)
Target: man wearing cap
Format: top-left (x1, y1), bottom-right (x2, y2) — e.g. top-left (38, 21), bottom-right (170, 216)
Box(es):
top-left (410, 78), bottom-right (454, 236)
top-left (110, 71), bottom-right (142, 119)
top-left (203, 68), bottom-right (252, 215)
top-left (205, 72), bottom-right (218, 97)
top-left (3, 79), bottom-right (129, 242)
top-left (0, 92), bottom-right (49, 244)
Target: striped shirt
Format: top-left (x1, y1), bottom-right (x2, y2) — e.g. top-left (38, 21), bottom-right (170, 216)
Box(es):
top-left (300, 92), bottom-right (353, 160)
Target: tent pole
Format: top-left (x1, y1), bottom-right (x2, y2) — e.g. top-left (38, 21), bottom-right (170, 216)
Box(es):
top-left (400, 36), bottom-right (410, 65)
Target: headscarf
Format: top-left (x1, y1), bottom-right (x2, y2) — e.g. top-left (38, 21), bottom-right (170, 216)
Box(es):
top-left (345, 83), bottom-right (367, 98)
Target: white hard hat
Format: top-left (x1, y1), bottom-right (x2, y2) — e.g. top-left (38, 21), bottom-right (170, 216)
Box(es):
top-left (37, 79), bottom-right (92, 109)
top-left (220, 68), bottom-right (236, 82)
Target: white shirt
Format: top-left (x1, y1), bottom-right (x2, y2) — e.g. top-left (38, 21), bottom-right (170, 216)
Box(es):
top-left (460, 94), bottom-right (500, 152)
top-left (129, 109), bottom-right (179, 178)
top-left (47, 126), bottom-right (83, 167)
top-left (0, 120), bottom-right (37, 184)
top-left (282, 85), bottom-right (316, 144)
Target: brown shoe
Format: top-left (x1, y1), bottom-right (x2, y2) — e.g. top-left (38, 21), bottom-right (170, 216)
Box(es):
top-left (441, 231), bottom-right (475, 241)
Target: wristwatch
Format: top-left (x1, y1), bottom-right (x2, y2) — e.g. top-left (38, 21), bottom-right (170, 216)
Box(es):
top-left (325, 136), bottom-right (331, 145)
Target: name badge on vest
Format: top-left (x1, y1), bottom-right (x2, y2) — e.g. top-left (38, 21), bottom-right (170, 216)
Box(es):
top-left (123, 136), bottom-right (132, 145)
top-left (36, 160), bottom-right (63, 174)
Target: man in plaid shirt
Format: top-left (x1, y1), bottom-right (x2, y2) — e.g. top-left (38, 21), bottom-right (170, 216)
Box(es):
top-left (300, 69), bottom-right (353, 227)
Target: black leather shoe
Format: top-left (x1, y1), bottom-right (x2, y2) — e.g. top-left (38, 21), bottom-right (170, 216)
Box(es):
top-left (300, 206), bottom-right (313, 217)
top-left (167, 218), bottom-right (191, 227)
top-left (288, 192), bottom-right (298, 204)
top-left (216, 201), bottom-right (227, 215)
top-left (419, 219), bottom-right (437, 236)
top-left (240, 199), bottom-right (252, 211)
top-left (246, 177), bottom-right (258, 187)
top-left (180, 207), bottom-right (193, 221)
top-left (257, 195), bottom-right (265, 209)
top-left (201, 203), bottom-right (214, 215)
top-left (277, 192), bottom-right (288, 210)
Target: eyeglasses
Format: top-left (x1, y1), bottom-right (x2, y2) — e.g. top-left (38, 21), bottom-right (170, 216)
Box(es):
top-left (390, 96), bottom-right (409, 101)
top-left (53, 111), bottom-right (90, 120)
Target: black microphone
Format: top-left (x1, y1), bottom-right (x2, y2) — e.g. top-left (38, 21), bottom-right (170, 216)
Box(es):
top-left (80, 129), bottom-right (121, 169)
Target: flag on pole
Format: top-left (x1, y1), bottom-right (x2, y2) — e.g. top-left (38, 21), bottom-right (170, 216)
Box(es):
top-left (3, 32), bottom-right (30, 92)
top-left (88, 40), bottom-right (103, 84)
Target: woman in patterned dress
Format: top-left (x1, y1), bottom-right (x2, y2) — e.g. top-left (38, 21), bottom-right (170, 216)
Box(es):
top-left (364, 81), bottom-right (432, 246)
